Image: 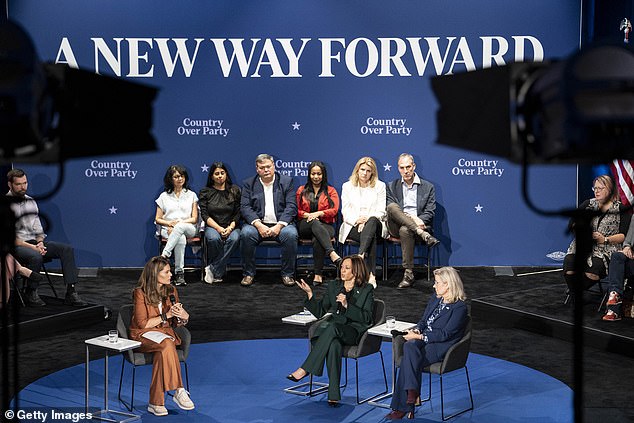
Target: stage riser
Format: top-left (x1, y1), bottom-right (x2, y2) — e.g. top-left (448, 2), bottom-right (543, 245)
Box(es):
top-left (472, 299), bottom-right (634, 358)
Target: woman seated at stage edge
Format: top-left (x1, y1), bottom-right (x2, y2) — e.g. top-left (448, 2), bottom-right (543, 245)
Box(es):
top-left (287, 255), bottom-right (374, 407)
top-left (155, 164), bottom-right (199, 286)
top-left (1, 253), bottom-right (45, 308)
top-left (339, 156), bottom-right (387, 288)
top-left (386, 266), bottom-right (468, 420)
top-left (129, 256), bottom-right (194, 416)
top-left (563, 174), bottom-right (630, 296)
top-left (199, 161), bottom-right (241, 284)
top-left (296, 161), bottom-right (342, 284)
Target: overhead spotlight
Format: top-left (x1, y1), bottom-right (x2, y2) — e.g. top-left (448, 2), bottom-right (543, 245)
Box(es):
top-left (432, 43), bottom-right (634, 164)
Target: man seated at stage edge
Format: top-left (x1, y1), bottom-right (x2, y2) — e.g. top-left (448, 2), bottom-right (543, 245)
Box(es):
top-left (239, 154), bottom-right (298, 287)
top-left (386, 153), bottom-right (439, 289)
top-left (603, 218), bottom-right (634, 321)
top-left (6, 168), bottom-right (87, 307)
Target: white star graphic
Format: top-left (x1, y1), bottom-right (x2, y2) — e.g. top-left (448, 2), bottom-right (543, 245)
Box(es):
top-left (474, 204), bottom-right (483, 212)
top-left (109, 206), bottom-right (118, 214)
top-left (292, 122), bottom-right (301, 130)
top-left (383, 163), bottom-right (392, 172)
top-left (201, 164), bottom-right (209, 172)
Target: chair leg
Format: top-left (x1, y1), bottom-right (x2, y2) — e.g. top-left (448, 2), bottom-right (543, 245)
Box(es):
top-left (9, 278), bottom-right (26, 307)
top-left (354, 351), bottom-right (389, 404)
top-left (183, 361), bottom-right (190, 391)
top-left (440, 367), bottom-right (474, 421)
top-left (41, 263), bottom-right (59, 298)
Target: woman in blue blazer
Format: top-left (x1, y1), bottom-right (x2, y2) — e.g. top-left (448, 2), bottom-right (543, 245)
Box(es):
top-left (287, 255), bottom-right (374, 407)
top-left (386, 266), bottom-right (468, 420)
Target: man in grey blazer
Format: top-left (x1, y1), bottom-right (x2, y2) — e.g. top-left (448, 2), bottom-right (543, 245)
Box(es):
top-left (386, 153), bottom-right (439, 289)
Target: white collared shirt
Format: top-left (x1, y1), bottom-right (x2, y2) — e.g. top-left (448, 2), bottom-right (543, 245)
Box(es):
top-left (261, 174), bottom-right (277, 224)
top-left (401, 173), bottom-right (421, 217)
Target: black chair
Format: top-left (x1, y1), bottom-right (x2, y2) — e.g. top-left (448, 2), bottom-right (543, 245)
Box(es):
top-left (383, 235), bottom-right (437, 281)
top-left (563, 276), bottom-right (606, 312)
top-left (116, 304), bottom-right (191, 411)
top-left (285, 298), bottom-right (388, 404)
top-left (393, 315), bottom-right (473, 421)
top-left (13, 258), bottom-right (59, 306)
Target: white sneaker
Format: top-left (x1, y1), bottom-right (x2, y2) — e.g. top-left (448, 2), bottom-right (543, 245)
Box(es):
top-left (173, 388), bottom-right (195, 410)
top-left (204, 265), bottom-right (214, 284)
top-left (147, 404), bottom-right (168, 416)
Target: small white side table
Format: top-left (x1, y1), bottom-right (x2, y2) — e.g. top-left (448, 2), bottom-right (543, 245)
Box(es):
top-left (367, 320), bottom-right (416, 409)
top-left (281, 310), bottom-right (318, 326)
top-left (85, 335), bottom-right (141, 422)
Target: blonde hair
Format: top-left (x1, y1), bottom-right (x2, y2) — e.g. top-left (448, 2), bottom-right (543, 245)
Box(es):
top-left (349, 156), bottom-right (378, 187)
top-left (434, 266), bottom-right (467, 303)
top-left (593, 174), bottom-right (618, 202)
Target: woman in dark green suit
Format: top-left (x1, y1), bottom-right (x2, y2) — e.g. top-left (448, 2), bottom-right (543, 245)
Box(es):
top-left (287, 255), bottom-right (374, 406)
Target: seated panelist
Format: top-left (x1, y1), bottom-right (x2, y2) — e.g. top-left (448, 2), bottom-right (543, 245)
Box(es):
top-left (287, 255), bottom-right (374, 407)
top-left (339, 157), bottom-right (387, 288)
top-left (155, 165), bottom-right (199, 286)
top-left (129, 256), bottom-right (194, 416)
top-left (199, 161), bottom-right (241, 284)
top-left (239, 153), bottom-right (298, 287)
top-left (386, 267), bottom-right (468, 420)
top-left (296, 161), bottom-right (342, 284)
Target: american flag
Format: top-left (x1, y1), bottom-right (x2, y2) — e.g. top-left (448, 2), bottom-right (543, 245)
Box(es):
top-left (610, 159), bottom-right (634, 207)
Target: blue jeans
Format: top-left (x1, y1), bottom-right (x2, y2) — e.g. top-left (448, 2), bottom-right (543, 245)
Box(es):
top-left (606, 251), bottom-right (634, 295)
top-left (240, 224), bottom-right (298, 277)
top-left (14, 240), bottom-right (79, 289)
top-left (204, 227), bottom-right (240, 277)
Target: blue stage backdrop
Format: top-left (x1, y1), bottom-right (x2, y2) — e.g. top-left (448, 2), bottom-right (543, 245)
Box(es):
top-left (10, 1), bottom-right (581, 267)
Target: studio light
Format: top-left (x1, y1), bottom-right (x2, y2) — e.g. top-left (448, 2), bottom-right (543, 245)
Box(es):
top-left (0, 20), bottom-right (158, 163)
top-left (432, 43), bottom-right (634, 164)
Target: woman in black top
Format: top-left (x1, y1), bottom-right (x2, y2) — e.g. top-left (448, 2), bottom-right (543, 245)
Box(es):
top-left (199, 162), bottom-right (241, 284)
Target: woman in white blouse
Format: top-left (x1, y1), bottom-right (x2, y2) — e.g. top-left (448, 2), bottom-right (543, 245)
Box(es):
top-left (339, 157), bottom-right (387, 287)
top-left (155, 165), bottom-right (199, 286)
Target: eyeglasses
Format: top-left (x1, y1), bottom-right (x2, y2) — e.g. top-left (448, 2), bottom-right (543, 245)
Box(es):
top-left (592, 186), bottom-right (606, 192)
top-left (433, 279), bottom-right (446, 286)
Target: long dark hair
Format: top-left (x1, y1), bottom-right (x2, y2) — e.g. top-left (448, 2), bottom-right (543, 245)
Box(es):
top-left (163, 164), bottom-right (190, 193)
top-left (135, 256), bottom-right (174, 305)
top-left (205, 161), bottom-right (239, 202)
top-left (302, 161), bottom-right (334, 207)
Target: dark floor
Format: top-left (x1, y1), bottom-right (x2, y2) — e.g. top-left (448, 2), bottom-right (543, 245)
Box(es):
top-left (2, 266), bottom-right (634, 422)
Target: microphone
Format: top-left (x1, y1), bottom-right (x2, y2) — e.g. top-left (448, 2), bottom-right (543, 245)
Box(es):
top-left (169, 294), bottom-right (182, 324)
top-left (336, 287), bottom-right (347, 314)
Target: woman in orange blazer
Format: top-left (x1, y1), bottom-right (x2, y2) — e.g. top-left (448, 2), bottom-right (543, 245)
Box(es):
top-left (296, 161), bottom-right (342, 284)
top-left (129, 256), bottom-right (194, 416)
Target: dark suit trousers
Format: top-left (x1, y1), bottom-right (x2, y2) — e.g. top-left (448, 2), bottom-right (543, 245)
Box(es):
top-left (14, 240), bottom-right (79, 289)
top-left (391, 339), bottom-right (430, 412)
top-left (301, 320), bottom-right (359, 401)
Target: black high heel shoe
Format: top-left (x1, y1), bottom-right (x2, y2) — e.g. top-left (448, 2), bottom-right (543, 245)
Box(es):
top-left (286, 372), bottom-right (309, 382)
top-left (327, 400), bottom-right (340, 407)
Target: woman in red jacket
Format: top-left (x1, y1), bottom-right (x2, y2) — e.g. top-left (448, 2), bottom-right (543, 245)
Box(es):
top-left (296, 161), bottom-right (342, 284)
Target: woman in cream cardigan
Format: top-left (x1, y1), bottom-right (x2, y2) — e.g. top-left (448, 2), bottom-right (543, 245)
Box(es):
top-left (339, 156), bottom-right (387, 287)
